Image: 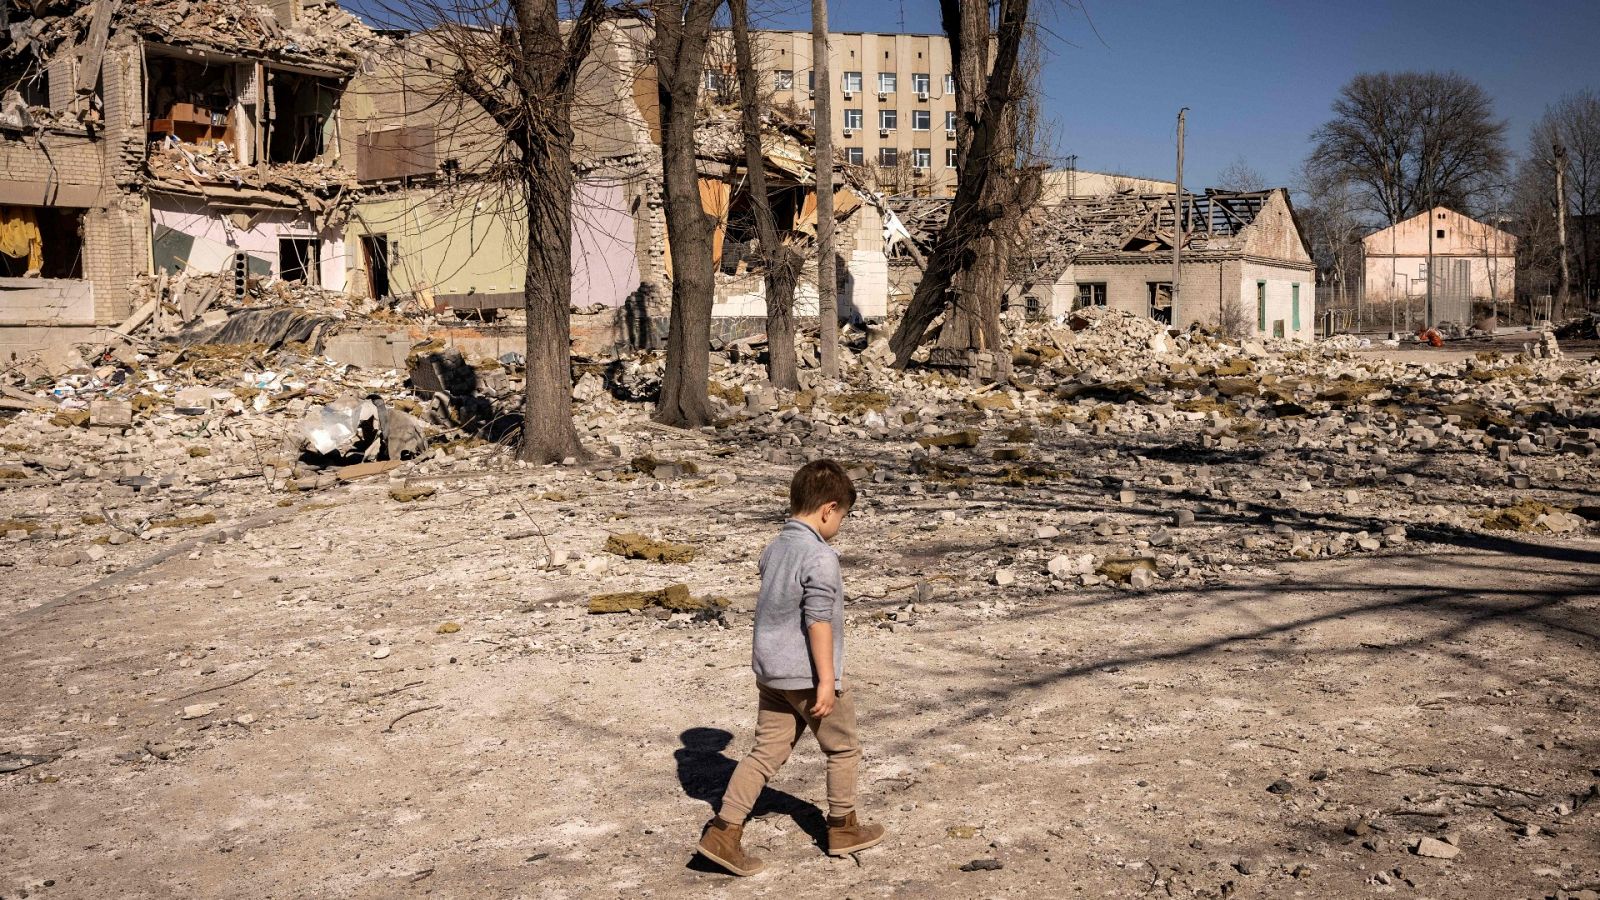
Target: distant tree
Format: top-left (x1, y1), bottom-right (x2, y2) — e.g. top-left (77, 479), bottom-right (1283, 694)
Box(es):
top-left (1509, 152), bottom-right (1560, 312)
top-left (1308, 72), bottom-right (1508, 226)
top-left (1216, 155), bottom-right (1265, 192)
top-left (1529, 91), bottom-right (1600, 307)
top-left (1295, 161), bottom-right (1364, 319)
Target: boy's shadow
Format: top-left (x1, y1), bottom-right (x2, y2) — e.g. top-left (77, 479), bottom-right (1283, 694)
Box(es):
top-left (676, 727), bottom-right (829, 866)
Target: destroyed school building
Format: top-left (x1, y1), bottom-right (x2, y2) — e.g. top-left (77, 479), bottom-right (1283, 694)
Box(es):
top-left (889, 187), bottom-right (1317, 340)
top-left (341, 19), bottom-right (890, 355)
top-left (0, 0), bottom-right (383, 359)
top-left (0, 3), bottom-right (892, 361)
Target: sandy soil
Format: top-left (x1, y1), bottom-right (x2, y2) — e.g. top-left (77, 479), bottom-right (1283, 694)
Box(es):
top-left (3, 452), bottom-right (1597, 899)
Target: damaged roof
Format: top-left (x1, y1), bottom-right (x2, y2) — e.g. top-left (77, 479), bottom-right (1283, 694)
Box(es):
top-left (8, 0), bottom-right (384, 72)
top-left (890, 188), bottom-right (1311, 280)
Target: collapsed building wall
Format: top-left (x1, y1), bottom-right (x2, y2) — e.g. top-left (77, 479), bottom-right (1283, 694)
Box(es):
top-left (151, 193), bottom-right (349, 291)
top-left (893, 187), bottom-right (1315, 341)
top-left (0, 0), bottom-right (381, 359)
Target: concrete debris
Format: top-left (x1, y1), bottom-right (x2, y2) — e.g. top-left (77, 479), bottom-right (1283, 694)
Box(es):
top-left (1413, 837), bottom-right (1460, 860)
top-left (604, 533), bottom-right (697, 564)
top-left (587, 584), bottom-right (728, 614)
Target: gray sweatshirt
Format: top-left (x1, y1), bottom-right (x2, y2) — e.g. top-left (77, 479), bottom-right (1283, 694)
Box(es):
top-left (752, 519), bottom-right (845, 691)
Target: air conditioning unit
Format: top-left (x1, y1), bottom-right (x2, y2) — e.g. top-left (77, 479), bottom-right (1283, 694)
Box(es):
top-left (878, 92), bottom-right (889, 101)
top-left (917, 90), bottom-right (929, 101)
top-left (842, 128), bottom-right (854, 137)
top-left (945, 128), bottom-right (956, 138)
top-left (914, 167), bottom-right (927, 175)
top-left (842, 90), bottom-right (853, 99)
top-left (880, 128), bottom-right (890, 137)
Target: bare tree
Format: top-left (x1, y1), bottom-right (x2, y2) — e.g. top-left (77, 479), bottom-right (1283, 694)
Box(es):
top-left (364, 0), bottom-right (615, 462)
top-left (729, 0), bottom-right (801, 390)
top-left (812, 0), bottom-right (838, 378)
top-left (1555, 142), bottom-right (1572, 320)
top-left (653, 0), bottom-right (724, 428)
top-left (1296, 161), bottom-right (1366, 326)
top-left (1529, 91), bottom-right (1600, 310)
top-left (1309, 71), bottom-right (1508, 227)
top-left (1509, 151), bottom-right (1560, 320)
top-left (888, 0), bottom-right (1034, 370)
top-left (1216, 155), bottom-right (1266, 192)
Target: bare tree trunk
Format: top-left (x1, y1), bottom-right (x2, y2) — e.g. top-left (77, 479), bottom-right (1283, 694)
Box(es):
top-left (730, 0), bottom-right (801, 391)
top-left (888, 0), bottom-right (1030, 368)
top-left (936, 0), bottom-right (1003, 362)
top-left (1555, 142), bottom-right (1571, 322)
top-left (447, 0), bottom-right (604, 462)
top-left (811, 0), bottom-right (838, 378)
top-left (654, 0), bottom-right (723, 428)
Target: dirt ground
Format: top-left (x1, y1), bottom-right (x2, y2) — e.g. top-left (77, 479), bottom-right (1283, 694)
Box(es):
top-left (3, 446), bottom-right (1598, 899)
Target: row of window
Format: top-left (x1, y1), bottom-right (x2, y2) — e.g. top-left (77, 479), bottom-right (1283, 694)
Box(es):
top-left (842, 147), bottom-right (957, 169)
top-left (841, 109), bottom-right (957, 132)
top-left (721, 71), bottom-right (958, 95)
top-left (1073, 281), bottom-right (1304, 332)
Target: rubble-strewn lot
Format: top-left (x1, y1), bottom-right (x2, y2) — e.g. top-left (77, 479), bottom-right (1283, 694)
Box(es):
top-left (2, 312), bottom-right (1598, 898)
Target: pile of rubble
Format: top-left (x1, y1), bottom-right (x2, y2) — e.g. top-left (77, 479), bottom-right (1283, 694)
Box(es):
top-left (19, 0), bottom-right (386, 70)
top-left (3, 299), bottom-right (1597, 595)
top-left (146, 145), bottom-right (362, 216)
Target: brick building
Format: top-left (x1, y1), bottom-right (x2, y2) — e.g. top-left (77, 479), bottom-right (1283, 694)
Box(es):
top-left (0, 0), bottom-right (381, 358)
top-left (890, 188), bottom-right (1317, 340)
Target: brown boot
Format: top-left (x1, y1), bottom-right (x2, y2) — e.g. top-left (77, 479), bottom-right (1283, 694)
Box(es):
top-left (827, 811), bottom-right (886, 856)
top-left (697, 817), bottom-right (766, 876)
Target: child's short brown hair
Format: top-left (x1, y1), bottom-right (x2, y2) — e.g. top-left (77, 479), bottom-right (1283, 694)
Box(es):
top-left (789, 459), bottom-right (857, 515)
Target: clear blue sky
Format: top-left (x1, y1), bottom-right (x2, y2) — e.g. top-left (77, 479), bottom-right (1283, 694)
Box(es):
top-left (748, 0), bottom-right (1600, 189)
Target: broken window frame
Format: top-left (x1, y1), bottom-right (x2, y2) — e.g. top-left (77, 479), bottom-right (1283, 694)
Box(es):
top-left (278, 237), bottom-right (321, 285)
top-left (0, 206), bottom-right (84, 278)
top-left (774, 69), bottom-right (794, 91)
top-left (264, 66), bottom-right (343, 165)
top-left (1075, 282), bottom-right (1107, 309)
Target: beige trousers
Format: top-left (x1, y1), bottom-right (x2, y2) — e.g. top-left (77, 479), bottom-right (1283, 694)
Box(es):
top-left (717, 682), bottom-right (860, 822)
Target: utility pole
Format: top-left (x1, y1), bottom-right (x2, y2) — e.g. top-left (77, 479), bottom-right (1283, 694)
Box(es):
top-left (1555, 141), bottom-right (1571, 324)
top-left (1425, 202), bottom-right (1434, 329)
top-left (813, 0), bottom-right (838, 376)
top-left (1171, 107), bottom-right (1186, 326)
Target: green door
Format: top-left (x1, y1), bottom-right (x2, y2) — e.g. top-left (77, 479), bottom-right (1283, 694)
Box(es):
top-left (1291, 283), bottom-right (1301, 332)
top-left (1256, 281), bottom-right (1267, 332)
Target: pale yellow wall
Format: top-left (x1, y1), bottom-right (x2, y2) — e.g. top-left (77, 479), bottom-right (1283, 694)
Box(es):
top-left (349, 189), bottom-right (526, 299)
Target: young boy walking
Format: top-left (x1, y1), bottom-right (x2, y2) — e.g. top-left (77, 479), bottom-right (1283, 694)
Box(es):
top-left (696, 459), bottom-right (886, 876)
